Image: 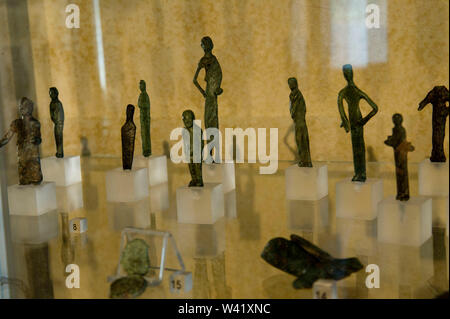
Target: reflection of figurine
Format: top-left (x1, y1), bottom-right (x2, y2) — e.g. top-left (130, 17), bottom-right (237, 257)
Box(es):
top-left (0, 97), bottom-right (43, 185)
top-left (261, 234), bottom-right (363, 289)
top-left (138, 80), bottom-right (151, 157)
top-left (121, 105), bottom-right (136, 170)
top-left (418, 86), bottom-right (449, 162)
top-left (49, 87), bottom-right (64, 158)
top-left (338, 64), bottom-right (378, 182)
top-left (182, 110), bottom-right (204, 187)
top-left (288, 77), bottom-right (312, 167)
top-left (193, 36), bottom-right (223, 135)
top-left (80, 136), bottom-right (91, 157)
top-left (385, 114), bottom-right (414, 201)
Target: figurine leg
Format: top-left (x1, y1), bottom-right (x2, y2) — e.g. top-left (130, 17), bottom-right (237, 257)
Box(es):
top-left (194, 163), bottom-right (203, 186)
top-left (295, 124), bottom-right (312, 167)
top-left (55, 123), bottom-right (64, 158)
top-left (140, 113), bottom-right (151, 157)
top-left (205, 95), bottom-right (219, 162)
top-left (431, 124), bottom-right (446, 162)
top-left (351, 127), bottom-right (366, 182)
top-left (395, 151), bottom-right (410, 201)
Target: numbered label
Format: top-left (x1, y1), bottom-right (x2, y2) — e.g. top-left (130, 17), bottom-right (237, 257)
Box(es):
top-left (169, 271), bottom-right (192, 294)
top-left (70, 217), bottom-right (88, 234)
top-left (313, 279), bottom-right (337, 299)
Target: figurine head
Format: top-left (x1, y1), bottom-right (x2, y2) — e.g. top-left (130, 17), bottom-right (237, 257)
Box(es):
top-left (288, 77), bottom-right (298, 91)
top-left (139, 80), bottom-right (146, 92)
top-left (392, 113), bottom-right (403, 126)
top-left (19, 97), bottom-right (34, 118)
top-left (182, 110), bottom-right (195, 129)
top-left (343, 64), bottom-right (354, 83)
top-left (201, 36), bottom-right (213, 53)
top-left (49, 87), bottom-right (59, 99)
top-left (126, 104), bottom-right (135, 121)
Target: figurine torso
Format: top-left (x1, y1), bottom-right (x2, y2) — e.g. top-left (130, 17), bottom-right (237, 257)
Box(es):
top-left (50, 100), bottom-right (64, 124)
top-left (200, 55), bottom-right (222, 93)
top-left (289, 89), bottom-right (306, 124)
top-left (342, 85), bottom-right (364, 126)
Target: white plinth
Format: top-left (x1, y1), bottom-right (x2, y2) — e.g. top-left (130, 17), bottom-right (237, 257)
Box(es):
top-left (41, 156), bottom-right (82, 186)
top-left (149, 183), bottom-right (169, 213)
top-left (287, 197), bottom-right (329, 231)
top-left (336, 178), bottom-right (383, 220)
top-left (418, 159), bottom-right (449, 196)
top-left (285, 164), bottom-right (328, 200)
top-left (313, 279), bottom-right (337, 299)
top-left (377, 196), bottom-right (432, 247)
top-left (7, 182), bottom-right (57, 216)
top-left (107, 199), bottom-right (150, 230)
top-left (176, 183), bottom-right (224, 224)
top-left (135, 155), bottom-right (168, 186)
top-left (431, 196), bottom-right (449, 228)
top-left (10, 211), bottom-right (58, 244)
top-left (56, 183), bottom-right (84, 213)
top-left (105, 167), bottom-right (149, 202)
top-left (336, 219), bottom-right (377, 256)
top-left (202, 162), bottom-right (236, 193)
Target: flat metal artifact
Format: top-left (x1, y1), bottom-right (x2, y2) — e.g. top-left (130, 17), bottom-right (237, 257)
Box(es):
top-left (120, 238), bottom-right (150, 276)
top-left (110, 275), bottom-right (147, 299)
top-left (121, 104), bottom-right (136, 170)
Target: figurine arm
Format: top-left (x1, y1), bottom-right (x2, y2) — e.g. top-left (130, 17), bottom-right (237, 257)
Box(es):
top-left (338, 91), bottom-right (350, 133)
top-left (359, 90), bottom-right (378, 126)
top-left (193, 63), bottom-right (206, 98)
top-left (418, 90), bottom-right (433, 111)
top-left (0, 121), bottom-right (17, 148)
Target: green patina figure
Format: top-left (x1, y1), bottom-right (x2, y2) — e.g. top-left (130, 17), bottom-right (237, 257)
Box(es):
top-left (182, 110), bottom-right (204, 187)
top-left (120, 238), bottom-right (150, 276)
top-left (385, 114), bottom-right (414, 201)
top-left (138, 80), bottom-right (151, 157)
top-left (49, 87), bottom-right (64, 158)
top-left (261, 234), bottom-right (363, 289)
top-left (338, 64), bottom-right (378, 182)
top-left (418, 86), bottom-right (449, 163)
top-left (0, 97), bottom-right (43, 185)
top-left (288, 77), bottom-right (312, 167)
top-left (121, 104), bottom-right (136, 170)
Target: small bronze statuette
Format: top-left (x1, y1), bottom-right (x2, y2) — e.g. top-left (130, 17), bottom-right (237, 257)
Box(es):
top-left (261, 234), bottom-right (363, 289)
top-left (182, 110), bottom-right (204, 187)
top-left (121, 104), bottom-right (136, 170)
top-left (138, 80), bottom-right (151, 157)
top-left (418, 86), bottom-right (449, 162)
top-left (338, 64), bottom-right (378, 182)
top-left (288, 77), bottom-right (312, 167)
top-left (49, 87), bottom-right (64, 158)
top-left (385, 114), bottom-right (414, 201)
top-left (0, 97), bottom-right (43, 185)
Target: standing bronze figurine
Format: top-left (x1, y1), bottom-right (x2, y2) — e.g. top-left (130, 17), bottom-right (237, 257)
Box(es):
top-left (384, 114), bottom-right (414, 201)
top-left (49, 87), bottom-right (64, 158)
top-left (338, 64), bottom-right (378, 182)
top-left (418, 86), bottom-right (449, 162)
top-left (138, 80), bottom-right (151, 157)
top-left (182, 110), bottom-right (204, 187)
top-left (0, 97), bottom-right (43, 185)
top-left (288, 77), bottom-right (312, 167)
top-left (121, 104), bottom-right (136, 170)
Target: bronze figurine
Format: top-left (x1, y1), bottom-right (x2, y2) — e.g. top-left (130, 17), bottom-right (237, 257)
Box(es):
top-left (182, 110), bottom-right (204, 187)
top-left (121, 104), bottom-right (136, 170)
top-left (138, 80), bottom-right (151, 157)
top-left (49, 87), bottom-right (64, 158)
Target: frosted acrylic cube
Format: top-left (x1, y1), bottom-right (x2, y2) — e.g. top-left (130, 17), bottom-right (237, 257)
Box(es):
top-left (135, 155), bottom-right (168, 186)
top-left (336, 218), bottom-right (377, 256)
top-left (107, 199), bottom-right (150, 230)
top-left (7, 182), bottom-right (57, 216)
top-left (285, 164), bottom-right (328, 200)
top-left (377, 196), bottom-right (432, 247)
top-left (418, 159), bottom-right (449, 196)
top-left (56, 182), bottom-right (84, 213)
top-left (336, 178), bottom-right (383, 220)
top-left (70, 217), bottom-right (88, 234)
top-left (169, 271), bottom-right (193, 293)
top-left (313, 279), bottom-right (338, 299)
top-left (41, 156), bottom-right (82, 186)
top-left (431, 196), bottom-right (449, 228)
top-left (202, 162), bottom-right (236, 193)
top-left (176, 183), bottom-right (224, 224)
top-left (10, 210), bottom-right (58, 244)
top-left (105, 167), bottom-right (149, 202)
top-left (287, 197), bottom-right (329, 231)
top-left (149, 183), bottom-right (169, 213)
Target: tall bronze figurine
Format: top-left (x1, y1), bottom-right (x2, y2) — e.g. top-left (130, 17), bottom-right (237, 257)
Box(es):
top-left (288, 77), bottom-right (312, 167)
top-left (49, 87), bottom-right (64, 158)
top-left (182, 110), bottom-right (204, 187)
top-left (418, 86), bottom-right (449, 162)
top-left (193, 36), bottom-right (223, 143)
top-left (138, 80), bottom-right (151, 157)
top-left (384, 114), bottom-right (414, 201)
top-left (121, 104), bottom-right (136, 170)
top-left (338, 64), bottom-right (378, 182)
top-left (0, 97), bottom-right (43, 185)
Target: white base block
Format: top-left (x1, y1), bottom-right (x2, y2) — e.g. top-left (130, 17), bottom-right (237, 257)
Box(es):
top-left (107, 199), bottom-right (150, 231)
top-left (377, 196), bottom-right (432, 247)
top-left (418, 159), bottom-right (449, 196)
top-left (10, 210), bottom-right (58, 244)
top-left (149, 183), bottom-right (169, 213)
top-left (313, 279), bottom-right (337, 299)
top-left (135, 155), bottom-right (168, 186)
top-left (7, 182), bottom-right (57, 216)
top-left (105, 167), bottom-right (149, 202)
top-left (56, 183), bottom-right (84, 213)
top-left (285, 164), bottom-right (328, 200)
top-left (41, 156), bottom-right (82, 186)
top-left (287, 197), bottom-right (329, 231)
top-left (431, 196), bottom-right (449, 228)
top-left (336, 219), bottom-right (377, 256)
top-left (336, 178), bottom-right (383, 220)
top-left (70, 217), bottom-right (88, 233)
top-left (176, 183), bottom-right (224, 224)
top-left (202, 162), bottom-right (236, 193)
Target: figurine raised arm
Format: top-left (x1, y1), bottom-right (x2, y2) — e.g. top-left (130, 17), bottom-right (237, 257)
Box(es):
top-left (49, 87), bottom-right (64, 158)
top-left (121, 104), bottom-right (136, 170)
top-left (0, 97), bottom-right (43, 185)
top-left (138, 80), bottom-right (151, 157)
top-left (182, 110), bottom-right (204, 187)
top-left (337, 64), bottom-right (378, 182)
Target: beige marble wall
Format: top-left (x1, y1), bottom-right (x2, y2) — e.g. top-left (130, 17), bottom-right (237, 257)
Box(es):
top-left (2, 0), bottom-right (449, 162)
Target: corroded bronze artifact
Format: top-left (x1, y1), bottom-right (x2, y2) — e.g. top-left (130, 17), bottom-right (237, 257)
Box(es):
top-left (385, 114), bottom-right (414, 201)
top-left (183, 110), bottom-right (204, 187)
top-left (261, 234), bottom-right (363, 289)
top-left (418, 86), bottom-right (449, 162)
top-left (120, 238), bottom-right (150, 276)
top-left (288, 77), bottom-right (312, 167)
top-left (110, 275), bottom-right (147, 299)
top-left (138, 80), bottom-right (151, 157)
top-left (0, 97), bottom-right (43, 185)
top-left (49, 87), bottom-right (64, 158)
top-left (338, 64), bottom-right (378, 182)
top-left (121, 104), bottom-right (136, 170)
